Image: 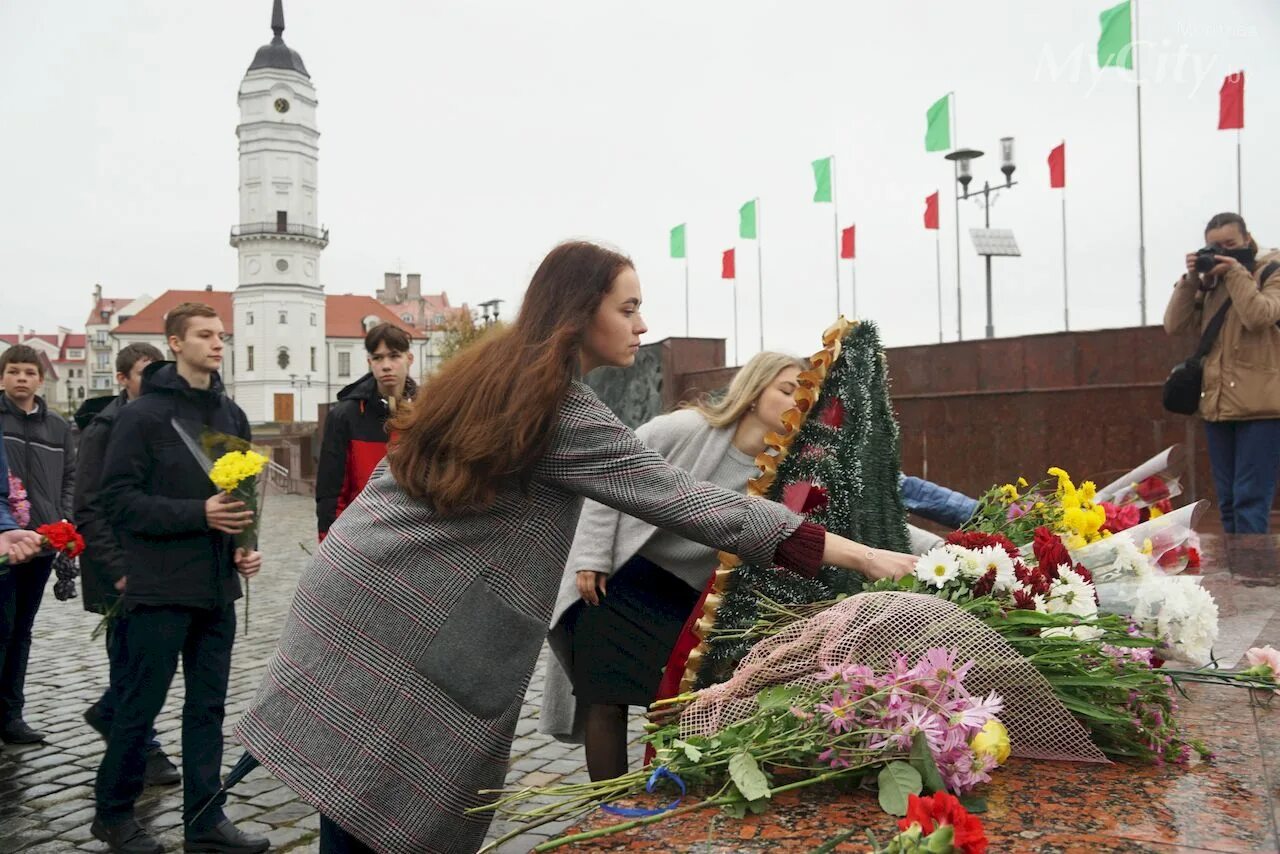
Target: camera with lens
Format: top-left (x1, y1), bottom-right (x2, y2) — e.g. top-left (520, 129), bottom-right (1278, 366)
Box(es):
top-left (1194, 247), bottom-right (1220, 274)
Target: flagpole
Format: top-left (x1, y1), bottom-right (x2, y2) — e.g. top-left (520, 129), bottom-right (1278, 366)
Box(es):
top-left (684, 255), bottom-right (690, 337)
top-left (1236, 129), bottom-right (1243, 213)
top-left (1062, 186), bottom-right (1070, 332)
top-left (831, 155), bottom-right (841, 317)
top-left (732, 268), bottom-right (739, 366)
top-left (935, 232), bottom-right (943, 343)
top-left (756, 198), bottom-right (764, 354)
top-left (850, 258), bottom-right (858, 319)
top-left (1133, 0), bottom-right (1148, 325)
top-left (951, 92), bottom-right (962, 340)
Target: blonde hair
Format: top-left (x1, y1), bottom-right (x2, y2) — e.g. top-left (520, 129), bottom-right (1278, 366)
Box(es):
top-left (685, 351), bottom-right (806, 428)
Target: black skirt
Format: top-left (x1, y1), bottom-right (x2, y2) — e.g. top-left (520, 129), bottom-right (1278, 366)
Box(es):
top-left (563, 555), bottom-right (701, 707)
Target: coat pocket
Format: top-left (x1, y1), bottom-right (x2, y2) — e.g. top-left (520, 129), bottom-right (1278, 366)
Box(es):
top-left (414, 575), bottom-right (545, 719)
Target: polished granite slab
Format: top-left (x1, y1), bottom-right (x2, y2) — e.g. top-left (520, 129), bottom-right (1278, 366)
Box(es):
top-left (557, 534), bottom-right (1280, 853)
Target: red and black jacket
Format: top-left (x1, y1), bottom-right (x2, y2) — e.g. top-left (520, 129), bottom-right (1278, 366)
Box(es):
top-left (316, 373), bottom-right (417, 539)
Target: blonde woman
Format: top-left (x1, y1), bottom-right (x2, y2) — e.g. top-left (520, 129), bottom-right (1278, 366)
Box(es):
top-left (542, 352), bottom-right (903, 780)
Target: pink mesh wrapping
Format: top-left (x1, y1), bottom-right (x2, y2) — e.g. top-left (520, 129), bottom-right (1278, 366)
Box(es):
top-left (679, 591), bottom-right (1109, 764)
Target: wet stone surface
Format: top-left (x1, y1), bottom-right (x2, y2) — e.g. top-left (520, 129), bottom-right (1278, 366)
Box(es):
top-left (0, 494), bottom-right (634, 853)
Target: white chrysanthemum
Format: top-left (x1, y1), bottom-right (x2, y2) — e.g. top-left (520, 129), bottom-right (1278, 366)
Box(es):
top-left (1041, 624), bottom-right (1106, 641)
top-left (953, 547), bottom-right (985, 580)
top-left (1156, 578), bottom-right (1219, 666)
top-left (1093, 536), bottom-right (1154, 585)
top-left (915, 547), bottom-right (961, 588)
top-left (1044, 568), bottom-right (1099, 618)
top-left (975, 546), bottom-right (1018, 593)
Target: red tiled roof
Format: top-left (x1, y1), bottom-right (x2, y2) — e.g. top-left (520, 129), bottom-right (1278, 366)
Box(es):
top-left (112, 290), bottom-right (234, 336)
top-left (85, 298), bottom-right (133, 327)
top-left (325, 295), bottom-right (420, 339)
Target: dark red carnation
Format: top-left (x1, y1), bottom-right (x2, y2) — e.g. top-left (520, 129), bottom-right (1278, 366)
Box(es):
top-left (1032, 526), bottom-right (1070, 576)
top-left (945, 530), bottom-right (1019, 560)
top-left (972, 568), bottom-right (997, 598)
top-left (1012, 589), bottom-right (1040, 610)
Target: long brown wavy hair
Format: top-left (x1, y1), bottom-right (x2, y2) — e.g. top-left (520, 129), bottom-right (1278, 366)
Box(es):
top-left (387, 240), bottom-right (634, 513)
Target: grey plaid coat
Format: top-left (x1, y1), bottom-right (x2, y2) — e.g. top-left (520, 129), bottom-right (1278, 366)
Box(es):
top-left (235, 382), bottom-right (803, 853)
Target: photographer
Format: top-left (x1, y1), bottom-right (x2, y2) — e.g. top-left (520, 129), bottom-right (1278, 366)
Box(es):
top-left (1163, 212), bottom-right (1280, 533)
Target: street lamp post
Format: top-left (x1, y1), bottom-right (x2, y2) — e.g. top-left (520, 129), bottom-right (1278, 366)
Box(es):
top-left (947, 137), bottom-right (1019, 340)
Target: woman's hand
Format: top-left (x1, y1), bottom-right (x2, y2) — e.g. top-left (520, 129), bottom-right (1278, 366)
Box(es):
top-left (822, 532), bottom-right (917, 581)
top-left (576, 570), bottom-right (608, 606)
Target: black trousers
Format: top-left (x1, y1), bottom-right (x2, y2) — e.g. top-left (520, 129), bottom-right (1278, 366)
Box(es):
top-left (92, 617), bottom-right (161, 751)
top-left (320, 815), bottom-right (377, 854)
top-left (0, 554), bottom-right (54, 724)
top-left (94, 604), bottom-right (236, 829)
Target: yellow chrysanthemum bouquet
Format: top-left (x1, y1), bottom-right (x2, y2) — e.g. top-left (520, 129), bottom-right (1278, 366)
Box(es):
top-left (174, 419), bottom-right (270, 632)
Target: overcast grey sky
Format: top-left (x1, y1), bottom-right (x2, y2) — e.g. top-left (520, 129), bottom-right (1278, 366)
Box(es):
top-left (2, 1), bottom-right (1277, 359)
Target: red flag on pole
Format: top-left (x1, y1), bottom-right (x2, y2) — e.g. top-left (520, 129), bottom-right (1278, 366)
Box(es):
top-left (1219, 71), bottom-right (1244, 130)
top-left (840, 225), bottom-right (856, 259)
top-left (924, 192), bottom-right (939, 230)
top-left (1048, 142), bottom-right (1066, 189)
top-left (721, 248), bottom-right (736, 279)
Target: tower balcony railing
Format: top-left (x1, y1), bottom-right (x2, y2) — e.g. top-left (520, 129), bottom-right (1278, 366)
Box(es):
top-left (230, 222), bottom-right (330, 246)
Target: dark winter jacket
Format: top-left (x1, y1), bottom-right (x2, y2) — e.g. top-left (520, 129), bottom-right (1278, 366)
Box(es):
top-left (72, 392), bottom-right (129, 612)
top-left (0, 394), bottom-right (76, 534)
top-left (99, 362), bottom-right (251, 609)
top-left (315, 373), bottom-right (417, 538)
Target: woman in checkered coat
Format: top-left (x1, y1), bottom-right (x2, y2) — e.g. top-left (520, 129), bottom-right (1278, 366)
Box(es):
top-left (235, 241), bottom-right (916, 854)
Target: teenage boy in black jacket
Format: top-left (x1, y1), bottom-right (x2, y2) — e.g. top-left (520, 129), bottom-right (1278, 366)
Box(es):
top-left (73, 342), bottom-right (181, 787)
top-left (92, 304), bottom-right (267, 854)
top-left (315, 322), bottom-right (416, 539)
top-left (0, 344), bottom-right (76, 744)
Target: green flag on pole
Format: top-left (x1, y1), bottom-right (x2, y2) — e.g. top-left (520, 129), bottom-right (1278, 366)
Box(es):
top-left (1097, 0), bottom-right (1133, 69)
top-left (811, 157), bottom-right (833, 203)
top-left (925, 94), bottom-right (951, 152)
top-left (670, 223), bottom-right (686, 259)
top-left (739, 199), bottom-right (757, 239)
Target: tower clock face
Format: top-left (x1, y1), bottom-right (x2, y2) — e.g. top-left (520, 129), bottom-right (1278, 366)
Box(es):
top-left (274, 98), bottom-right (290, 114)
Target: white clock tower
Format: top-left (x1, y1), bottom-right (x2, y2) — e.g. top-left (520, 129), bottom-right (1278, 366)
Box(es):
top-left (231, 0), bottom-right (327, 424)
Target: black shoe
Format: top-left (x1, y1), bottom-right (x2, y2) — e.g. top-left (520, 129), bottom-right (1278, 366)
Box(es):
top-left (145, 748), bottom-right (181, 786)
top-left (85, 704), bottom-right (111, 741)
top-left (184, 819), bottom-right (269, 853)
top-left (91, 817), bottom-right (164, 854)
top-left (0, 719), bottom-right (46, 744)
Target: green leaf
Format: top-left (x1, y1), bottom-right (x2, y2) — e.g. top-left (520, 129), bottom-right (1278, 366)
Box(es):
top-left (808, 828), bottom-right (861, 854)
top-left (721, 799), bottom-right (748, 819)
top-left (746, 797), bottom-right (771, 815)
top-left (958, 794), bottom-right (988, 814)
top-left (877, 761), bottom-right (922, 816)
top-left (728, 752), bottom-right (772, 802)
top-left (672, 739), bottom-right (702, 763)
top-left (757, 684), bottom-right (801, 712)
top-left (909, 732), bottom-right (948, 794)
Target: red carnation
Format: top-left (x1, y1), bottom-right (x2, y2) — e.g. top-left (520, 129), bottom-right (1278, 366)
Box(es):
top-left (1031, 527), bottom-right (1070, 577)
top-left (1134, 475), bottom-right (1171, 504)
top-left (36, 521), bottom-right (85, 558)
top-left (1101, 501), bottom-right (1140, 534)
top-left (945, 530), bottom-right (1019, 561)
top-left (898, 792), bottom-right (988, 854)
top-left (1186, 548), bottom-right (1201, 570)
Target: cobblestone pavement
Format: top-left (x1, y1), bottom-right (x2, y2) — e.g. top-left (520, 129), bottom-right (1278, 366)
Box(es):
top-left (0, 494), bottom-right (642, 853)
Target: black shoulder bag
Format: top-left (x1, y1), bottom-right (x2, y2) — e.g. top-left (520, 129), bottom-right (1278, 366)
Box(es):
top-left (1162, 260), bottom-right (1280, 415)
